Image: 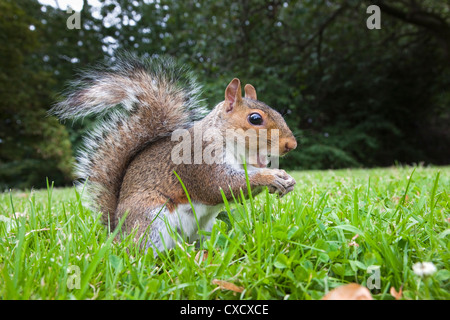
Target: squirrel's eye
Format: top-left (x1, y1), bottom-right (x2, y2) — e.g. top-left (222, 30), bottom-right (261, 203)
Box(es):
top-left (248, 113), bottom-right (263, 125)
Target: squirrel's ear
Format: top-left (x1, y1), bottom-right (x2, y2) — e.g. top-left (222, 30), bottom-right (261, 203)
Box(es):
top-left (244, 84), bottom-right (257, 100)
top-left (224, 78), bottom-right (242, 113)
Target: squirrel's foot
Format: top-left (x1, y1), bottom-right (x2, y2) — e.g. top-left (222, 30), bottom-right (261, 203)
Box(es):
top-left (259, 168), bottom-right (296, 197)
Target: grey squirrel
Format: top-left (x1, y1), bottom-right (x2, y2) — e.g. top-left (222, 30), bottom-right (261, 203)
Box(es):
top-left (52, 54), bottom-right (297, 255)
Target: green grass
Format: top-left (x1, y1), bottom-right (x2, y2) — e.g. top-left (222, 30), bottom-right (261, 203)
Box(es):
top-left (0, 166), bottom-right (448, 300)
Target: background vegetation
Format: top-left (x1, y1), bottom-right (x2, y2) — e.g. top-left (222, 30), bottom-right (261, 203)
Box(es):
top-left (1, 0), bottom-right (449, 189)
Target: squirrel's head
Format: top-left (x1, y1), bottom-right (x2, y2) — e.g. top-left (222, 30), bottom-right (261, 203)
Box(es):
top-left (218, 78), bottom-right (297, 168)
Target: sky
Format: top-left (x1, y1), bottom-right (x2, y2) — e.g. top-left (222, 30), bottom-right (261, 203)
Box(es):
top-left (38, 0), bottom-right (101, 11)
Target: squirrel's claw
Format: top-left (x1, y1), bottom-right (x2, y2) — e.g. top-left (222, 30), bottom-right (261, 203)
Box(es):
top-left (266, 169), bottom-right (296, 197)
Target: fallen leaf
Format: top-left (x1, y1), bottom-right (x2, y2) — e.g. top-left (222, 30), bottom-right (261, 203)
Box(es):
top-left (390, 285), bottom-right (403, 300)
top-left (322, 283), bottom-right (373, 300)
top-left (195, 250), bottom-right (208, 264)
top-left (392, 195), bottom-right (409, 204)
top-left (25, 228), bottom-right (62, 237)
top-left (212, 279), bottom-right (244, 293)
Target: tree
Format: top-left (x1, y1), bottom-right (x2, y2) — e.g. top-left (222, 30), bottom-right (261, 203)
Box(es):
top-left (0, 0), bottom-right (74, 189)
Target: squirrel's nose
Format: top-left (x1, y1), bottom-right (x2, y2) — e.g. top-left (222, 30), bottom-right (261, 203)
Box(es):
top-left (284, 138), bottom-right (297, 154)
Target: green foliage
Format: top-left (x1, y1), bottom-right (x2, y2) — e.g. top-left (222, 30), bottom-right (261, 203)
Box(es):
top-left (0, 166), bottom-right (448, 299)
top-left (0, 0), bottom-right (74, 190)
top-left (289, 144), bottom-right (361, 170)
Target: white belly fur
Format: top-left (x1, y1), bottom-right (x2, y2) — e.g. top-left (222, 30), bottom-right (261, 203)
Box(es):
top-left (147, 202), bottom-right (222, 255)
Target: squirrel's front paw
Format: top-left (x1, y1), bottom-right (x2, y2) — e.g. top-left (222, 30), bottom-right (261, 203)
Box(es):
top-left (262, 169), bottom-right (296, 197)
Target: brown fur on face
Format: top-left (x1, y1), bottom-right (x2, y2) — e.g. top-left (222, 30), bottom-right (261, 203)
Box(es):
top-left (220, 79), bottom-right (297, 164)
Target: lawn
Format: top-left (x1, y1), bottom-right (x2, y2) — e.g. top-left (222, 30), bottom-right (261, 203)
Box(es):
top-left (0, 165), bottom-right (448, 300)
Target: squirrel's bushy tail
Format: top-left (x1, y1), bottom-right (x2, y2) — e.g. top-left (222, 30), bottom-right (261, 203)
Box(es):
top-left (51, 54), bottom-right (206, 228)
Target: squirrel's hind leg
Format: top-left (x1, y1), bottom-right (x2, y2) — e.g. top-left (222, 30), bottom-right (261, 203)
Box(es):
top-left (131, 203), bottom-right (199, 257)
top-left (141, 206), bottom-right (178, 256)
top-left (142, 203), bottom-right (222, 257)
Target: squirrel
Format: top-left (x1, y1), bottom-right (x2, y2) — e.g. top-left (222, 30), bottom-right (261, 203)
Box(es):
top-left (52, 54), bottom-right (297, 255)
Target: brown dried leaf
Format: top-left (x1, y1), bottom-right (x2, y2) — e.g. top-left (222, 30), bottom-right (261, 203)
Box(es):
top-left (25, 227), bottom-right (62, 237)
top-left (322, 283), bottom-right (373, 300)
top-left (393, 195), bottom-right (410, 204)
top-left (212, 279), bottom-right (244, 293)
top-left (390, 286), bottom-right (403, 300)
top-left (195, 250), bottom-right (208, 264)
